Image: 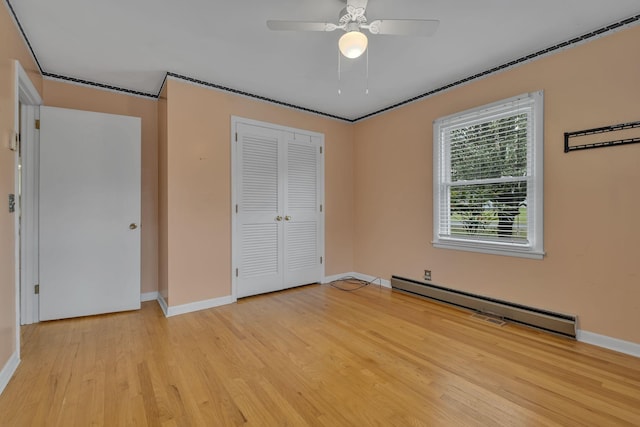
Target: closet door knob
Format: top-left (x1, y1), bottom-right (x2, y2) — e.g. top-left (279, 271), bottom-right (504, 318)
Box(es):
top-left (285, 216), bottom-right (292, 221)
top-left (275, 216), bottom-right (283, 221)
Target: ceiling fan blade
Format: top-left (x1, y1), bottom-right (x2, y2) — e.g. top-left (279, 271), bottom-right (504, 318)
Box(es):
top-left (347, 0), bottom-right (369, 10)
top-left (367, 19), bottom-right (440, 36)
top-left (266, 20), bottom-right (337, 32)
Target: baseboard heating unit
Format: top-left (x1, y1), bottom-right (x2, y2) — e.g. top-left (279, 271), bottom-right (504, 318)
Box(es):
top-left (391, 275), bottom-right (577, 338)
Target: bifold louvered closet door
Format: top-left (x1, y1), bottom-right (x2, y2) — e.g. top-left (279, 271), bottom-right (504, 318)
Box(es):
top-left (233, 118), bottom-right (324, 298)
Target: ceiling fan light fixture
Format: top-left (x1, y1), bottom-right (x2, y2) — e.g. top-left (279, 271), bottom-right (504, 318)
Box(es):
top-left (339, 30), bottom-right (368, 58)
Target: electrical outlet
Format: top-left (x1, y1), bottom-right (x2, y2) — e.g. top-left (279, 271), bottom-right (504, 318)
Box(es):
top-left (424, 269), bottom-right (431, 281)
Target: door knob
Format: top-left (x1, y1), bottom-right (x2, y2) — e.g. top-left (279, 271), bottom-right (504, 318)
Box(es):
top-left (285, 216), bottom-right (291, 221)
top-left (129, 223), bottom-right (138, 230)
top-left (275, 216), bottom-right (283, 221)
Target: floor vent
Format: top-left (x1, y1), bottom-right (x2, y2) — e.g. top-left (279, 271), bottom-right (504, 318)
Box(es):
top-left (471, 312), bottom-right (507, 327)
top-left (391, 275), bottom-right (576, 338)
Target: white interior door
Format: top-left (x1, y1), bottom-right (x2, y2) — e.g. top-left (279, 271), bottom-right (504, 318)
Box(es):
top-left (39, 106), bottom-right (141, 321)
top-left (234, 119), bottom-right (324, 298)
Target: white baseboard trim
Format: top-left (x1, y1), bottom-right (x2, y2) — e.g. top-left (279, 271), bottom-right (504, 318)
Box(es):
top-left (0, 352), bottom-right (20, 396)
top-left (157, 294), bottom-right (169, 317)
top-left (164, 295), bottom-right (236, 318)
top-left (141, 291), bottom-right (159, 302)
top-left (577, 330), bottom-right (640, 358)
top-left (323, 272), bottom-right (391, 288)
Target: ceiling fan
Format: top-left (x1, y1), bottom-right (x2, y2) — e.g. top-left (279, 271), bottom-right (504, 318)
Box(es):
top-left (267, 0), bottom-right (440, 59)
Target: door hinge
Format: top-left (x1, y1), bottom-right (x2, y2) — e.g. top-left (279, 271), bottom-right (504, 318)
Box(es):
top-left (320, 256), bottom-right (323, 264)
top-left (34, 284), bottom-right (39, 294)
top-left (235, 204), bottom-right (238, 213)
top-left (9, 133), bottom-right (19, 151)
top-left (235, 132), bottom-right (238, 142)
top-left (320, 204), bottom-right (323, 212)
top-left (236, 268), bottom-right (239, 277)
top-left (35, 119), bottom-right (40, 130)
top-left (320, 146), bottom-right (323, 154)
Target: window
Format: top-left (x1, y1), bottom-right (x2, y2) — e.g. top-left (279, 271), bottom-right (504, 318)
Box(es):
top-left (433, 91), bottom-right (544, 259)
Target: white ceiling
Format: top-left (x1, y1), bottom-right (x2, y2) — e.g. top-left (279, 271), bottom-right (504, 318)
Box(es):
top-left (8, 0), bottom-right (640, 120)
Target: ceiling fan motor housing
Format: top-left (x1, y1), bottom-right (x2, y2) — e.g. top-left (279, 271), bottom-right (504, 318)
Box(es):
top-left (344, 22), bottom-right (362, 32)
top-left (339, 6), bottom-right (367, 25)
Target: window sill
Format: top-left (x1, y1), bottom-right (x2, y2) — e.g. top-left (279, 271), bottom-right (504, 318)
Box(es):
top-left (432, 240), bottom-right (545, 260)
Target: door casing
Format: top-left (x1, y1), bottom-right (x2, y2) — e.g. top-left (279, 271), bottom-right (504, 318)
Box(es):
top-left (15, 61), bottom-right (42, 329)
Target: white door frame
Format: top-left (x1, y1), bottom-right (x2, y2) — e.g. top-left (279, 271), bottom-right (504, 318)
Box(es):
top-left (14, 60), bottom-right (42, 340)
top-left (19, 101), bottom-right (40, 325)
top-left (230, 116), bottom-right (325, 299)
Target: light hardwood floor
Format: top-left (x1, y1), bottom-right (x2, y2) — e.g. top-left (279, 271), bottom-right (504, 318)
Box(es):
top-left (1, 283), bottom-right (639, 426)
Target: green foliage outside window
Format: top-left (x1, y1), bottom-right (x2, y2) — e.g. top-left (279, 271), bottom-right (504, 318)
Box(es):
top-left (449, 113), bottom-right (529, 241)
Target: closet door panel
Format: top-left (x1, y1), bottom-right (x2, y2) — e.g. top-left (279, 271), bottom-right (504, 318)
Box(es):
top-left (284, 134), bottom-right (322, 287)
top-left (236, 124), bottom-right (284, 297)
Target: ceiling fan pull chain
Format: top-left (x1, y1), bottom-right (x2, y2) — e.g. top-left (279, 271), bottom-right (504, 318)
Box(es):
top-left (366, 47), bottom-right (369, 95)
top-left (338, 50), bottom-right (342, 95)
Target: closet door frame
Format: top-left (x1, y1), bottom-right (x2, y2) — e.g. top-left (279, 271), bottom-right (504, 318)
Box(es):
top-left (231, 116), bottom-right (325, 299)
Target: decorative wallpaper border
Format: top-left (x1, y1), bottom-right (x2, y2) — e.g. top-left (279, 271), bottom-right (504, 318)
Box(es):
top-left (166, 72), bottom-right (349, 122)
top-left (43, 72), bottom-right (157, 99)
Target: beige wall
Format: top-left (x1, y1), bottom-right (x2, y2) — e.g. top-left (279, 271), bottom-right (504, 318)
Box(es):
top-left (353, 25), bottom-right (640, 343)
top-left (162, 79), bottom-right (354, 306)
top-left (0, 3), bottom-right (42, 369)
top-left (42, 80), bottom-right (159, 294)
top-left (158, 84), bottom-right (168, 302)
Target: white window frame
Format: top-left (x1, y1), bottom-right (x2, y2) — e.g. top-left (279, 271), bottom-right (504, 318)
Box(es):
top-left (433, 91), bottom-right (544, 259)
